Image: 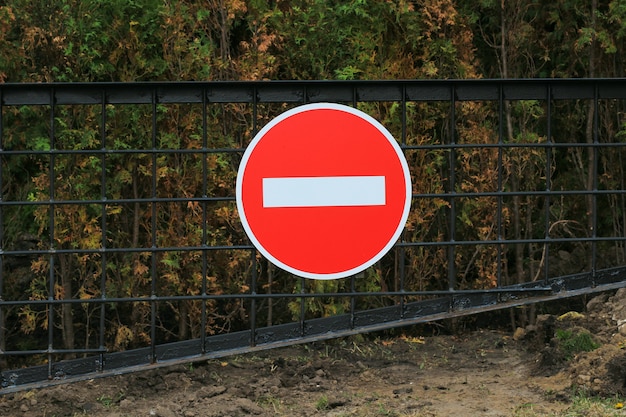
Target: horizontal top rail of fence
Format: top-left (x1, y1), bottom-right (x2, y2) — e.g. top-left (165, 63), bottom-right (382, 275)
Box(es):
top-left (2, 79), bottom-right (626, 105)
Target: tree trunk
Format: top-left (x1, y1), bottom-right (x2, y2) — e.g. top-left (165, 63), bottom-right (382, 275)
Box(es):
top-left (501, 0), bottom-right (530, 328)
top-left (59, 254), bottom-right (75, 355)
top-left (500, 0), bottom-right (524, 286)
top-left (0, 304), bottom-right (5, 368)
top-left (178, 301), bottom-right (188, 340)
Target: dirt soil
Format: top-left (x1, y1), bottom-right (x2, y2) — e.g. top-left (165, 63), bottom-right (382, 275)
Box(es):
top-left (1, 289), bottom-right (626, 417)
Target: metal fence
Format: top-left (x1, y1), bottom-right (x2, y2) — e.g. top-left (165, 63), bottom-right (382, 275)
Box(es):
top-left (1, 79), bottom-right (626, 392)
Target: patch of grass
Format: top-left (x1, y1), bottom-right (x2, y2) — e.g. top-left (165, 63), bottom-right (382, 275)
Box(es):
top-left (96, 394), bottom-right (114, 408)
top-left (513, 391), bottom-right (625, 417)
top-left (376, 402), bottom-right (400, 416)
top-left (96, 391), bottom-right (125, 409)
top-left (561, 393), bottom-right (625, 417)
top-left (257, 394), bottom-right (281, 413)
top-left (316, 394), bottom-right (329, 411)
top-left (513, 402), bottom-right (537, 417)
top-left (555, 329), bottom-right (600, 360)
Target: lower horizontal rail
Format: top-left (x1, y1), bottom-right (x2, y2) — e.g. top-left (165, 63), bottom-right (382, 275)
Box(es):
top-left (0, 287), bottom-right (552, 307)
top-left (2, 265), bottom-right (626, 394)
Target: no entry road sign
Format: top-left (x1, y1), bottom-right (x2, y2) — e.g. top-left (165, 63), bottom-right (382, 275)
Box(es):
top-left (236, 103), bottom-right (411, 280)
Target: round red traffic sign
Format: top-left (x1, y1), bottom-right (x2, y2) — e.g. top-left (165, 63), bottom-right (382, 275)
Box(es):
top-left (236, 103), bottom-right (411, 280)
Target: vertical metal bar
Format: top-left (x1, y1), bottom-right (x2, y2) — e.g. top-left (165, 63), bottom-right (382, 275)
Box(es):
top-left (200, 89), bottom-right (208, 354)
top-left (350, 73), bottom-right (360, 321)
top-left (591, 83), bottom-right (599, 284)
top-left (150, 90), bottom-right (158, 363)
top-left (543, 85), bottom-right (553, 286)
top-left (496, 86), bottom-right (504, 288)
top-left (250, 239), bottom-right (257, 347)
top-left (249, 87), bottom-right (258, 347)
top-left (350, 274), bottom-right (356, 329)
top-left (336, 84), bottom-right (355, 325)
top-left (496, 84), bottom-right (505, 288)
top-left (399, 84), bottom-right (407, 318)
top-left (47, 88), bottom-right (56, 379)
top-left (0, 89), bottom-right (5, 359)
top-left (98, 91), bottom-right (107, 372)
top-left (299, 276), bottom-right (306, 337)
top-left (350, 84), bottom-right (358, 323)
top-left (447, 85), bottom-right (457, 293)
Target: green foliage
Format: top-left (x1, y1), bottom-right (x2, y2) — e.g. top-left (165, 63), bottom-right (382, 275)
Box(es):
top-left (270, 0), bottom-right (475, 79)
top-left (315, 395), bottom-right (329, 411)
top-left (2, 0), bottom-right (626, 357)
top-left (556, 329), bottom-right (600, 360)
top-left (288, 268), bottom-right (383, 320)
top-left (464, 0), bottom-right (626, 78)
top-left (514, 389), bottom-right (625, 417)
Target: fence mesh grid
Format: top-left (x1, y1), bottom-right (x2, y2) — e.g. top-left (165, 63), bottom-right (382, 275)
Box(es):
top-left (1, 80), bottom-right (626, 391)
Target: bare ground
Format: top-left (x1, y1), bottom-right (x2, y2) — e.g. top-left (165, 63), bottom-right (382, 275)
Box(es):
top-left (2, 289), bottom-right (626, 417)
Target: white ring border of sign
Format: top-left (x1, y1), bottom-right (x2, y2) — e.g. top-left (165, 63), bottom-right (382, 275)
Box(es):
top-left (236, 102), bottom-right (412, 280)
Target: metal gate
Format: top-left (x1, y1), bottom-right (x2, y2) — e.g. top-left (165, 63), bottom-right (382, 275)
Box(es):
top-left (1, 79), bottom-right (626, 393)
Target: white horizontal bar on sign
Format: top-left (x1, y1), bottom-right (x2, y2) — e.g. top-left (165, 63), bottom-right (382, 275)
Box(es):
top-left (262, 176), bottom-right (386, 208)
